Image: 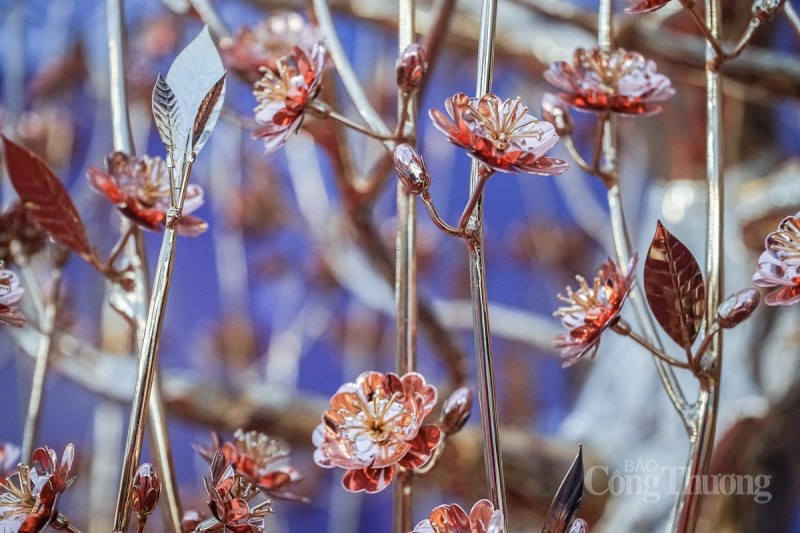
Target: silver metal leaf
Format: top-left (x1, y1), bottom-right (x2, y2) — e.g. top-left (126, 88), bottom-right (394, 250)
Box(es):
top-left (191, 73), bottom-right (226, 156)
top-left (165, 25), bottom-right (225, 161)
top-left (152, 75), bottom-right (184, 164)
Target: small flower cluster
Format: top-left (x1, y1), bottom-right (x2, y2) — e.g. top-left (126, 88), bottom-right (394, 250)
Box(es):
top-left (553, 257), bottom-right (637, 366)
top-left (195, 429), bottom-right (304, 501)
top-left (0, 445), bottom-right (75, 532)
top-left (182, 450), bottom-right (273, 533)
top-left (87, 152), bottom-right (207, 236)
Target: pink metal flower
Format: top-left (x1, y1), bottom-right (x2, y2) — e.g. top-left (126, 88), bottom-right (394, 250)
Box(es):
top-left (222, 12), bottom-right (323, 83)
top-left (253, 43), bottom-right (326, 156)
top-left (753, 215), bottom-right (800, 305)
top-left (196, 429), bottom-right (304, 501)
top-left (544, 47), bottom-right (674, 116)
top-left (200, 450), bottom-right (272, 533)
top-left (0, 444), bottom-right (75, 532)
top-left (131, 463), bottom-right (161, 518)
top-left (554, 256), bottom-right (637, 367)
top-left (429, 93), bottom-right (568, 176)
top-left (0, 266), bottom-right (26, 328)
top-left (313, 371), bottom-right (441, 493)
top-left (411, 500), bottom-right (503, 533)
top-left (87, 152), bottom-right (207, 236)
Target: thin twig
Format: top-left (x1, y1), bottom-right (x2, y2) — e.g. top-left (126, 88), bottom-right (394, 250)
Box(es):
top-left (614, 321), bottom-right (691, 370)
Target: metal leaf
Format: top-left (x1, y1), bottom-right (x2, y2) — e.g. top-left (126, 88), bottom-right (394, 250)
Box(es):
top-left (191, 73), bottom-right (226, 155)
top-left (2, 136), bottom-right (94, 260)
top-left (644, 221), bottom-right (706, 349)
top-left (542, 446), bottom-right (584, 533)
top-left (152, 74), bottom-right (184, 163)
top-left (165, 25), bottom-right (224, 160)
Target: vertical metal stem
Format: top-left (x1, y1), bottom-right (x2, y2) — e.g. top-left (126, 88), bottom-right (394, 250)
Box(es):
top-left (394, 1), bottom-right (417, 531)
top-left (468, 0), bottom-right (507, 525)
top-left (21, 269), bottom-right (62, 460)
top-left (598, 0), bottom-right (691, 425)
top-left (112, 228), bottom-right (178, 532)
top-left (672, 0), bottom-right (723, 530)
top-left (107, 0), bottom-right (182, 529)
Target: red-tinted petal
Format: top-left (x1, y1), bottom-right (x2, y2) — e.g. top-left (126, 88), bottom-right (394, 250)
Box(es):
top-left (341, 466), bottom-right (394, 493)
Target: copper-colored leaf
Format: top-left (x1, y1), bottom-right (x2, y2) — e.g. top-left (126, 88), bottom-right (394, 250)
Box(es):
top-left (644, 221), bottom-right (705, 349)
top-left (191, 73), bottom-right (226, 154)
top-left (542, 446), bottom-right (584, 533)
top-left (2, 136), bottom-right (93, 259)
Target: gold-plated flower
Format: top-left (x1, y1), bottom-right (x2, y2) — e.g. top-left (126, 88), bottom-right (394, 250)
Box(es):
top-left (554, 256), bottom-right (637, 366)
top-left (430, 93), bottom-right (567, 176)
top-left (0, 265), bottom-right (26, 328)
top-left (313, 371), bottom-right (441, 493)
top-left (0, 444), bottom-right (75, 532)
top-left (222, 12), bottom-right (323, 82)
top-left (544, 47), bottom-right (674, 116)
top-left (253, 44), bottom-right (326, 156)
top-left (195, 429), bottom-right (304, 501)
top-left (411, 499), bottom-right (503, 533)
top-left (87, 152), bottom-right (207, 236)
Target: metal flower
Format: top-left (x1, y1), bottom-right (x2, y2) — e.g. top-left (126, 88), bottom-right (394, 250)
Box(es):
top-left (0, 444), bottom-right (75, 532)
top-left (131, 463), bottom-right (161, 518)
top-left (396, 44), bottom-right (428, 92)
top-left (544, 47), bottom-right (674, 116)
top-left (394, 143), bottom-right (431, 194)
top-left (429, 93), bottom-right (568, 176)
top-left (411, 499), bottom-right (503, 533)
top-left (195, 429), bottom-right (304, 501)
top-left (87, 152), bottom-right (207, 236)
top-left (717, 288), bottom-right (760, 327)
top-left (0, 266), bottom-right (26, 328)
top-left (313, 371), bottom-right (442, 494)
top-left (554, 256), bottom-right (637, 367)
top-left (439, 387), bottom-right (472, 436)
top-left (753, 215), bottom-right (800, 305)
top-left (253, 43), bottom-right (326, 156)
top-left (221, 12), bottom-right (323, 82)
top-left (197, 450), bottom-right (272, 533)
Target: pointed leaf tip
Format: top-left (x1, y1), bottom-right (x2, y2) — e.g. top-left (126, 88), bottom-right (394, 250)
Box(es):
top-left (541, 447), bottom-right (584, 533)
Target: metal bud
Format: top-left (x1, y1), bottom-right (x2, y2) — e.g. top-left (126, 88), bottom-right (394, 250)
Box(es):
top-left (541, 92), bottom-right (573, 136)
top-left (717, 288), bottom-right (760, 328)
top-left (131, 463), bottom-right (161, 517)
top-left (396, 44), bottom-right (428, 92)
top-left (751, 0), bottom-right (785, 22)
top-left (394, 144), bottom-right (431, 194)
top-left (439, 387), bottom-right (473, 435)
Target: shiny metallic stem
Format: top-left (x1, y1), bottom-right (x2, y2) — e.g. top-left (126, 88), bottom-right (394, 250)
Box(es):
top-left (597, 0), bottom-right (691, 425)
top-left (394, 1), bottom-right (417, 531)
top-left (107, 0), bottom-right (182, 528)
top-left (112, 228), bottom-right (178, 533)
top-left (21, 268), bottom-right (62, 460)
top-left (312, 0), bottom-right (392, 137)
top-left (467, 0), bottom-right (507, 525)
top-left (673, 0), bottom-right (724, 530)
top-left (107, 0), bottom-right (134, 153)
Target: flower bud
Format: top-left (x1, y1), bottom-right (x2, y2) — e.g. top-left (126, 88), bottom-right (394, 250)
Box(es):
top-left (717, 288), bottom-right (760, 328)
top-left (541, 92), bottom-right (573, 136)
top-left (131, 463), bottom-right (161, 517)
top-left (394, 144), bottom-right (431, 194)
top-left (752, 0), bottom-right (785, 22)
top-left (439, 387), bottom-right (473, 435)
top-left (396, 44), bottom-right (428, 92)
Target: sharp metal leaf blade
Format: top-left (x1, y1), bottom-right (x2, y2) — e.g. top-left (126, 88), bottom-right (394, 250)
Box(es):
top-left (643, 221), bottom-right (705, 349)
top-left (191, 73), bottom-right (226, 155)
top-left (542, 446), bottom-right (584, 533)
top-left (165, 25), bottom-right (225, 159)
top-left (2, 136), bottom-right (94, 260)
top-left (152, 74), bottom-right (184, 162)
